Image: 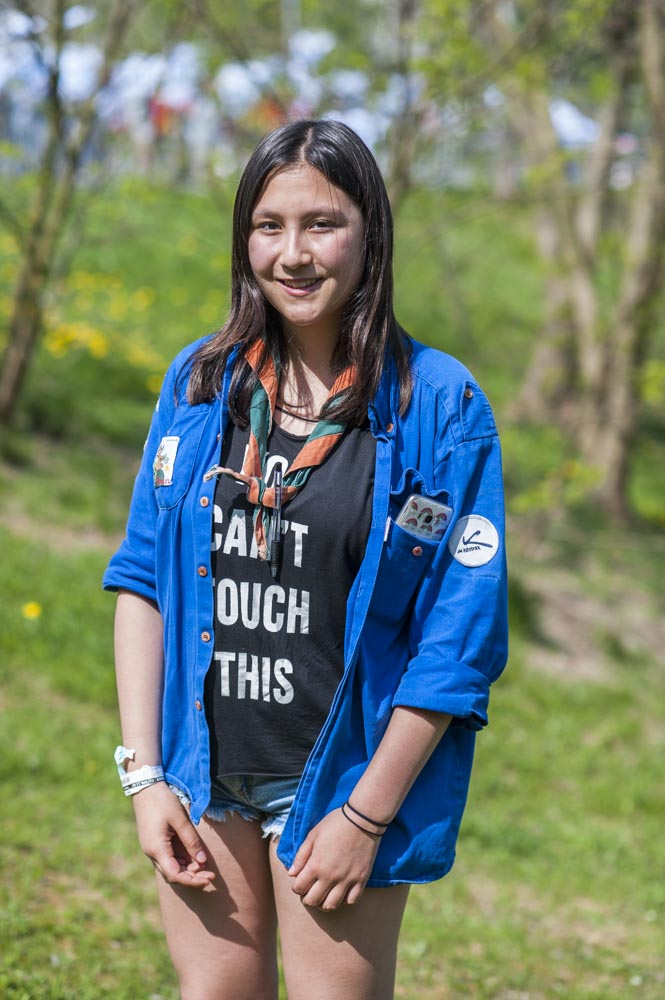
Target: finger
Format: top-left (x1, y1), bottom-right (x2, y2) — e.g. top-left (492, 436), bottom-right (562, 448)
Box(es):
top-left (152, 852), bottom-right (215, 887)
top-left (301, 879), bottom-right (333, 909)
top-left (172, 814), bottom-right (209, 866)
top-left (169, 868), bottom-right (216, 888)
top-left (345, 882), bottom-right (365, 906)
top-left (153, 849), bottom-right (183, 881)
top-left (291, 869), bottom-right (318, 898)
top-left (318, 883), bottom-right (350, 912)
top-left (288, 836), bottom-right (313, 876)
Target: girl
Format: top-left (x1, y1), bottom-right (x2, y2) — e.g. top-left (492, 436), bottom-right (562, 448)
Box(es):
top-left (105, 118), bottom-right (508, 1000)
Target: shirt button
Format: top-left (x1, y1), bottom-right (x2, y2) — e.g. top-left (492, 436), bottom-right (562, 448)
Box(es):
top-left (195, 699), bottom-right (202, 711)
top-left (216, 433), bottom-right (220, 441)
top-left (197, 566), bottom-right (208, 577)
top-left (464, 387), bottom-right (474, 399)
top-left (201, 630), bottom-right (211, 642)
top-left (200, 496), bottom-right (209, 507)
top-left (386, 422), bottom-right (394, 433)
top-left (412, 546), bottom-right (423, 557)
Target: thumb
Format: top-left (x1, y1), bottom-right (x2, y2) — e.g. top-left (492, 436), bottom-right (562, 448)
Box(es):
top-left (173, 813), bottom-right (208, 864)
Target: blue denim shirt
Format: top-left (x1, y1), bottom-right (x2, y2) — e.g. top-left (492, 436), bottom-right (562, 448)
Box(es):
top-left (104, 335), bottom-right (508, 886)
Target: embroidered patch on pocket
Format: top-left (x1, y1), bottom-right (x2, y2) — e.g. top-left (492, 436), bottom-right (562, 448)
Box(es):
top-left (153, 436), bottom-right (180, 487)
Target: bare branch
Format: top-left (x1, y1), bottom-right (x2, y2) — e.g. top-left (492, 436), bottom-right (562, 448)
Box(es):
top-left (575, 56), bottom-right (630, 261)
top-left (642, 0), bottom-right (665, 139)
top-left (183, 0), bottom-right (289, 117)
top-left (0, 0), bottom-right (141, 424)
top-left (446, 0), bottom-right (557, 104)
top-left (44, 0), bottom-right (141, 249)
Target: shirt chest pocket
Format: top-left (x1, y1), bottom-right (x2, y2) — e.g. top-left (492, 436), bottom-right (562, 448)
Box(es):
top-left (368, 468), bottom-right (451, 624)
top-left (153, 404), bottom-right (216, 511)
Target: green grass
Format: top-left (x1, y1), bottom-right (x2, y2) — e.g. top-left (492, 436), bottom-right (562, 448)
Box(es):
top-left (1, 525), bottom-right (663, 999)
top-left (1, 178), bottom-right (664, 998)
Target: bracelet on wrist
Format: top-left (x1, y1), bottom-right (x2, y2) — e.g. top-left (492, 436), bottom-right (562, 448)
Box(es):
top-left (341, 803), bottom-right (385, 838)
top-left (345, 800), bottom-right (390, 829)
top-left (122, 774), bottom-right (165, 797)
top-left (114, 745), bottom-right (164, 796)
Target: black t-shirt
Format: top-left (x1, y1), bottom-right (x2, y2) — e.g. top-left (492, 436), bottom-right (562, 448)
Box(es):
top-left (205, 418), bottom-right (376, 777)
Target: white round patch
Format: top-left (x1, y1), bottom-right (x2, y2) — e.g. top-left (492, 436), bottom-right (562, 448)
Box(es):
top-left (448, 515), bottom-right (500, 567)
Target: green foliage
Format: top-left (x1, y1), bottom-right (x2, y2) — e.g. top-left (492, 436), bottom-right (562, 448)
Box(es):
top-left (1, 177), bottom-right (664, 998)
top-left (416, 0), bottom-right (489, 101)
top-left (3, 177), bottom-right (664, 522)
top-left (394, 189), bottom-right (544, 400)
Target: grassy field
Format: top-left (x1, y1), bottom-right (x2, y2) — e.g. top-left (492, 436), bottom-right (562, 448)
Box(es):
top-left (1, 180), bottom-right (664, 998)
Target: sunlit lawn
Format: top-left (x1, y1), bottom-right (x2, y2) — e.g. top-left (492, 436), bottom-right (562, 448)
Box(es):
top-left (1, 528), bottom-right (663, 999)
top-left (1, 179), bottom-right (664, 998)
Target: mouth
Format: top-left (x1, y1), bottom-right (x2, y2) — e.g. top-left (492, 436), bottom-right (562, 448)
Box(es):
top-left (276, 277), bottom-right (323, 295)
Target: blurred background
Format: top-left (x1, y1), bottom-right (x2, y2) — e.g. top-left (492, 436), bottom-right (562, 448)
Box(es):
top-left (0, 1), bottom-right (663, 997)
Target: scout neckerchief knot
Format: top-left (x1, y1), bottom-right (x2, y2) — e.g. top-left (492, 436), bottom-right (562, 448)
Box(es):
top-left (205, 338), bottom-right (356, 561)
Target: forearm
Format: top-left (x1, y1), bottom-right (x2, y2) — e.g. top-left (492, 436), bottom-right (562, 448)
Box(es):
top-left (288, 705), bottom-right (452, 906)
top-left (349, 706), bottom-right (452, 826)
top-left (114, 589), bottom-right (165, 767)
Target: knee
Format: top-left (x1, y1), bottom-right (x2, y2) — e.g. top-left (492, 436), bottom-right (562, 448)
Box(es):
top-left (178, 964), bottom-right (277, 1000)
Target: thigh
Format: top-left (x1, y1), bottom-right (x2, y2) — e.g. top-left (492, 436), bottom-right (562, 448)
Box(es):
top-left (157, 813), bottom-right (278, 1000)
top-left (269, 841), bottom-right (409, 1000)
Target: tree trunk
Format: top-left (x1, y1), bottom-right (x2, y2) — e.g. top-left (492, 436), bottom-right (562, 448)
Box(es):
top-left (489, 0), bottom-right (665, 517)
top-left (386, 0), bottom-right (421, 212)
top-left (0, 250), bottom-right (49, 423)
top-left (0, 0), bottom-right (136, 427)
top-left (576, 0), bottom-right (665, 516)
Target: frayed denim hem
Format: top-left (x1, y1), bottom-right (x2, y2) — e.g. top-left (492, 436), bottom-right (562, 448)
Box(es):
top-left (168, 783), bottom-right (287, 839)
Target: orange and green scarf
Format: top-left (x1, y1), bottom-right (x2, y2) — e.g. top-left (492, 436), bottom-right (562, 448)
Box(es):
top-left (208, 339), bottom-right (355, 560)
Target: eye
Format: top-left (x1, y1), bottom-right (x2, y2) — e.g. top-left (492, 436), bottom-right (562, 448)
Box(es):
top-left (254, 220), bottom-right (280, 232)
top-left (311, 219), bottom-right (336, 230)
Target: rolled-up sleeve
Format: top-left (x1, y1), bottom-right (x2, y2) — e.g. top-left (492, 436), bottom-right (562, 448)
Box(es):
top-left (392, 433), bottom-right (508, 730)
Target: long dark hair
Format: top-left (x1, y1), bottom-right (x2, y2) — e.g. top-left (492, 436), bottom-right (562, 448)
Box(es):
top-left (186, 118), bottom-right (412, 425)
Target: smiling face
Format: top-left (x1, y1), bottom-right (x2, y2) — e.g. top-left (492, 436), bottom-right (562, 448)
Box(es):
top-left (247, 163), bottom-right (366, 351)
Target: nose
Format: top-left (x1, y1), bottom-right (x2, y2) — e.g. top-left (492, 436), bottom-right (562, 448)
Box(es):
top-left (280, 227), bottom-right (313, 270)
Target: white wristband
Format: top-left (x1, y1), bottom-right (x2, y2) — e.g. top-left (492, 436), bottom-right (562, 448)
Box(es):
top-left (114, 745), bottom-right (164, 795)
top-left (120, 763), bottom-right (165, 791)
top-left (122, 771), bottom-right (165, 796)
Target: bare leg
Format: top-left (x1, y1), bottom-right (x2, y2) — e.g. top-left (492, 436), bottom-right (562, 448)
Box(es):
top-left (269, 841), bottom-right (409, 1000)
top-left (157, 814), bottom-right (278, 1000)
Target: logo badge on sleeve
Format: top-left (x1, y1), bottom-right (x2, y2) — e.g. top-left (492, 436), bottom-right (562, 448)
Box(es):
top-left (153, 436), bottom-right (180, 487)
top-left (448, 514), bottom-right (499, 567)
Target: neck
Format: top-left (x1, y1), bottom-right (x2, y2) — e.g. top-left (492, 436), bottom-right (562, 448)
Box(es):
top-left (282, 322), bottom-right (341, 382)
top-left (278, 350), bottom-right (335, 421)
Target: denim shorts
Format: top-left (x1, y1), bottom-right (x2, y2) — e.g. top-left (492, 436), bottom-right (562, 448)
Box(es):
top-left (170, 773), bottom-right (300, 839)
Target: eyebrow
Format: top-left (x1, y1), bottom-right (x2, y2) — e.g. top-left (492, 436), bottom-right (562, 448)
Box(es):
top-left (251, 205), bottom-right (347, 220)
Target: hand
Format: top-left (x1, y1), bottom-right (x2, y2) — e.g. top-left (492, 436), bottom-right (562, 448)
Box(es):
top-left (132, 782), bottom-right (216, 890)
top-left (288, 808), bottom-right (381, 911)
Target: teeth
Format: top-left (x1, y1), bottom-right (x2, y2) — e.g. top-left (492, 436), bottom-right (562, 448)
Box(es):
top-left (280, 278), bottom-right (320, 288)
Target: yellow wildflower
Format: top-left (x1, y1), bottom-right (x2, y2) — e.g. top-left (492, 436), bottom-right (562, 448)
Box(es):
top-left (22, 601), bottom-right (42, 620)
top-left (87, 331), bottom-right (109, 359)
top-left (131, 286), bottom-right (157, 311)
